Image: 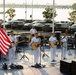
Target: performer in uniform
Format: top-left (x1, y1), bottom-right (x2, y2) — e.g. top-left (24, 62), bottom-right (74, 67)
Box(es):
top-left (8, 31), bottom-right (17, 66)
top-left (30, 32), bottom-right (41, 68)
top-left (60, 33), bottom-right (67, 60)
top-left (48, 32), bottom-right (58, 62)
top-left (29, 25), bottom-right (37, 41)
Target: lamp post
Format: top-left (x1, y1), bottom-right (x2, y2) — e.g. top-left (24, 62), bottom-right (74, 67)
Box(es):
top-left (3, 0), bottom-right (5, 28)
top-left (25, 0), bottom-right (27, 20)
top-left (52, 0), bottom-right (55, 32)
top-left (31, 0), bottom-right (33, 20)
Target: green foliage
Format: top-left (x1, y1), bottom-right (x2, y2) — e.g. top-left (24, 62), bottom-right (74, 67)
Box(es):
top-left (42, 6), bottom-right (57, 19)
top-left (68, 10), bottom-right (76, 23)
top-left (6, 8), bottom-right (16, 20)
top-left (72, 3), bottom-right (76, 10)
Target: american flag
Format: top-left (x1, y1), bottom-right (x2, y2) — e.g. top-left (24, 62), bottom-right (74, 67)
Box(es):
top-left (0, 28), bottom-right (12, 56)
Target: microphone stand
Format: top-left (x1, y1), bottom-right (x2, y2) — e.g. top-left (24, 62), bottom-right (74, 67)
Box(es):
top-left (20, 47), bottom-right (29, 60)
top-left (39, 46), bottom-right (46, 68)
top-left (20, 53), bottom-right (29, 60)
top-left (41, 48), bottom-right (49, 58)
top-left (38, 34), bottom-right (49, 68)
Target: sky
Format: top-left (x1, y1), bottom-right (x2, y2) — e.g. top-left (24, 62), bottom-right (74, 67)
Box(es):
top-left (0, 0), bottom-right (76, 5)
top-left (0, 0), bottom-right (76, 21)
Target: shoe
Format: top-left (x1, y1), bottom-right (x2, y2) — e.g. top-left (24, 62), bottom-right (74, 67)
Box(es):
top-left (51, 60), bottom-right (56, 62)
top-left (35, 63), bottom-right (41, 68)
top-left (31, 65), bottom-right (35, 67)
top-left (2, 63), bottom-right (8, 70)
top-left (9, 64), bottom-right (16, 69)
top-left (63, 58), bottom-right (67, 60)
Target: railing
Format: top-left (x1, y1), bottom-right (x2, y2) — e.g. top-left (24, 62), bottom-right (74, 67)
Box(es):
top-left (0, 4), bottom-right (72, 9)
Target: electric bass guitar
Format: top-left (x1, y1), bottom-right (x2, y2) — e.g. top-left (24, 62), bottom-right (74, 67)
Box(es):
top-left (31, 42), bottom-right (41, 50)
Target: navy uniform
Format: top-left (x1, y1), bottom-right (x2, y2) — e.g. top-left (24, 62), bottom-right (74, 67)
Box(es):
top-left (49, 33), bottom-right (57, 62)
top-left (60, 33), bottom-right (67, 60)
top-left (30, 33), bottom-right (41, 68)
top-left (30, 27), bottom-right (37, 35)
top-left (29, 26), bottom-right (37, 41)
top-left (8, 31), bottom-right (17, 65)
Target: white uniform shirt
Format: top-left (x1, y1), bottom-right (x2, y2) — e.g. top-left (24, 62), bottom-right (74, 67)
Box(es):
top-left (31, 37), bottom-right (41, 43)
top-left (61, 37), bottom-right (67, 42)
top-left (30, 28), bottom-right (37, 34)
top-left (9, 35), bottom-right (17, 43)
top-left (61, 37), bottom-right (67, 47)
top-left (49, 36), bottom-right (57, 42)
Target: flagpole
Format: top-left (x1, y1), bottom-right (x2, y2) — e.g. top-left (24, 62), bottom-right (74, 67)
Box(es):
top-left (25, 0), bottom-right (27, 20)
top-left (52, 0), bottom-right (55, 32)
top-left (32, 0), bottom-right (33, 20)
top-left (3, 0), bottom-right (5, 28)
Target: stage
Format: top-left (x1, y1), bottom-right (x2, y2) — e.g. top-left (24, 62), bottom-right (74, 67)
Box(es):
top-left (0, 45), bottom-right (76, 75)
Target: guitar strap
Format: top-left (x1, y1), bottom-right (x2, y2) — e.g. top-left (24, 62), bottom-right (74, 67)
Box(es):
top-left (61, 37), bottom-right (67, 48)
top-left (11, 36), bottom-right (17, 46)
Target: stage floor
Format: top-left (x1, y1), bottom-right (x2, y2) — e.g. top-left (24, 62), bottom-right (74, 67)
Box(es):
top-left (0, 45), bottom-right (76, 75)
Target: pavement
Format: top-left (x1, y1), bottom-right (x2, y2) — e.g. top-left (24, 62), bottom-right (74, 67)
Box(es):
top-left (0, 45), bottom-right (76, 75)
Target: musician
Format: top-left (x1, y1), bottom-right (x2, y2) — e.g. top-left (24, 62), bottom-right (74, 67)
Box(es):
top-left (8, 31), bottom-right (17, 66)
top-left (60, 33), bottom-right (67, 60)
top-left (30, 32), bottom-right (41, 68)
top-left (48, 32), bottom-right (57, 62)
top-left (29, 25), bottom-right (37, 41)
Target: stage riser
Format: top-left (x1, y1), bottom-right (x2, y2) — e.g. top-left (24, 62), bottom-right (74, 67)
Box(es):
top-left (60, 60), bottom-right (76, 75)
top-left (60, 60), bottom-right (72, 75)
top-left (71, 61), bottom-right (76, 75)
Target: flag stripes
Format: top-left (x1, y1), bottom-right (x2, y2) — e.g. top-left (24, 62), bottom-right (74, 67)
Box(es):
top-left (0, 28), bottom-right (12, 56)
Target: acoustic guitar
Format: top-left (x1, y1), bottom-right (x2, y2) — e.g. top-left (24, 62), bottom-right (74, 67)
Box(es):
top-left (31, 42), bottom-right (41, 50)
top-left (16, 40), bottom-right (25, 45)
top-left (49, 40), bottom-right (59, 48)
top-left (10, 40), bottom-right (25, 48)
top-left (60, 42), bottom-right (67, 48)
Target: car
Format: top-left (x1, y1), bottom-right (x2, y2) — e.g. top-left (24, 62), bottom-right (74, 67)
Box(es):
top-left (32, 20), bottom-right (41, 24)
top-left (42, 24), bottom-right (52, 32)
top-left (68, 24), bottom-right (76, 34)
top-left (33, 23), bottom-right (44, 31)
top-left (42, 19), bottom-right (53, 23)
top-left (22, 23), bottom-right (32, 30)
top-left (1, 21), bottom-right (12, 28)
top-left (11, 21), bottom-right (24, 29)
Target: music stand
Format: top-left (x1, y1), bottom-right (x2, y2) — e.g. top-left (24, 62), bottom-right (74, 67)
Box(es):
top-left (20, 46), bottom-right (29, 60)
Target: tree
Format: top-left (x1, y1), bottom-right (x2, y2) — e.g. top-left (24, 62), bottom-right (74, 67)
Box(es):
top-left (68, 10), bottom-right (76, 23)
top-left (42, 6), bottom-right (57, 20)
top-left (6, 8), bottom-right (16, 20)
top-left (72, 3), bottom-right (76, 10)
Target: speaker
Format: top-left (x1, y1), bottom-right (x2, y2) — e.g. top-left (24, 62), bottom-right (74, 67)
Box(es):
top-left (55, 31), bottom-right (61, 42)
top-left (60, 60), bottom-right (72, 75)
top-left (71, 61), bottom-right (76, 75)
